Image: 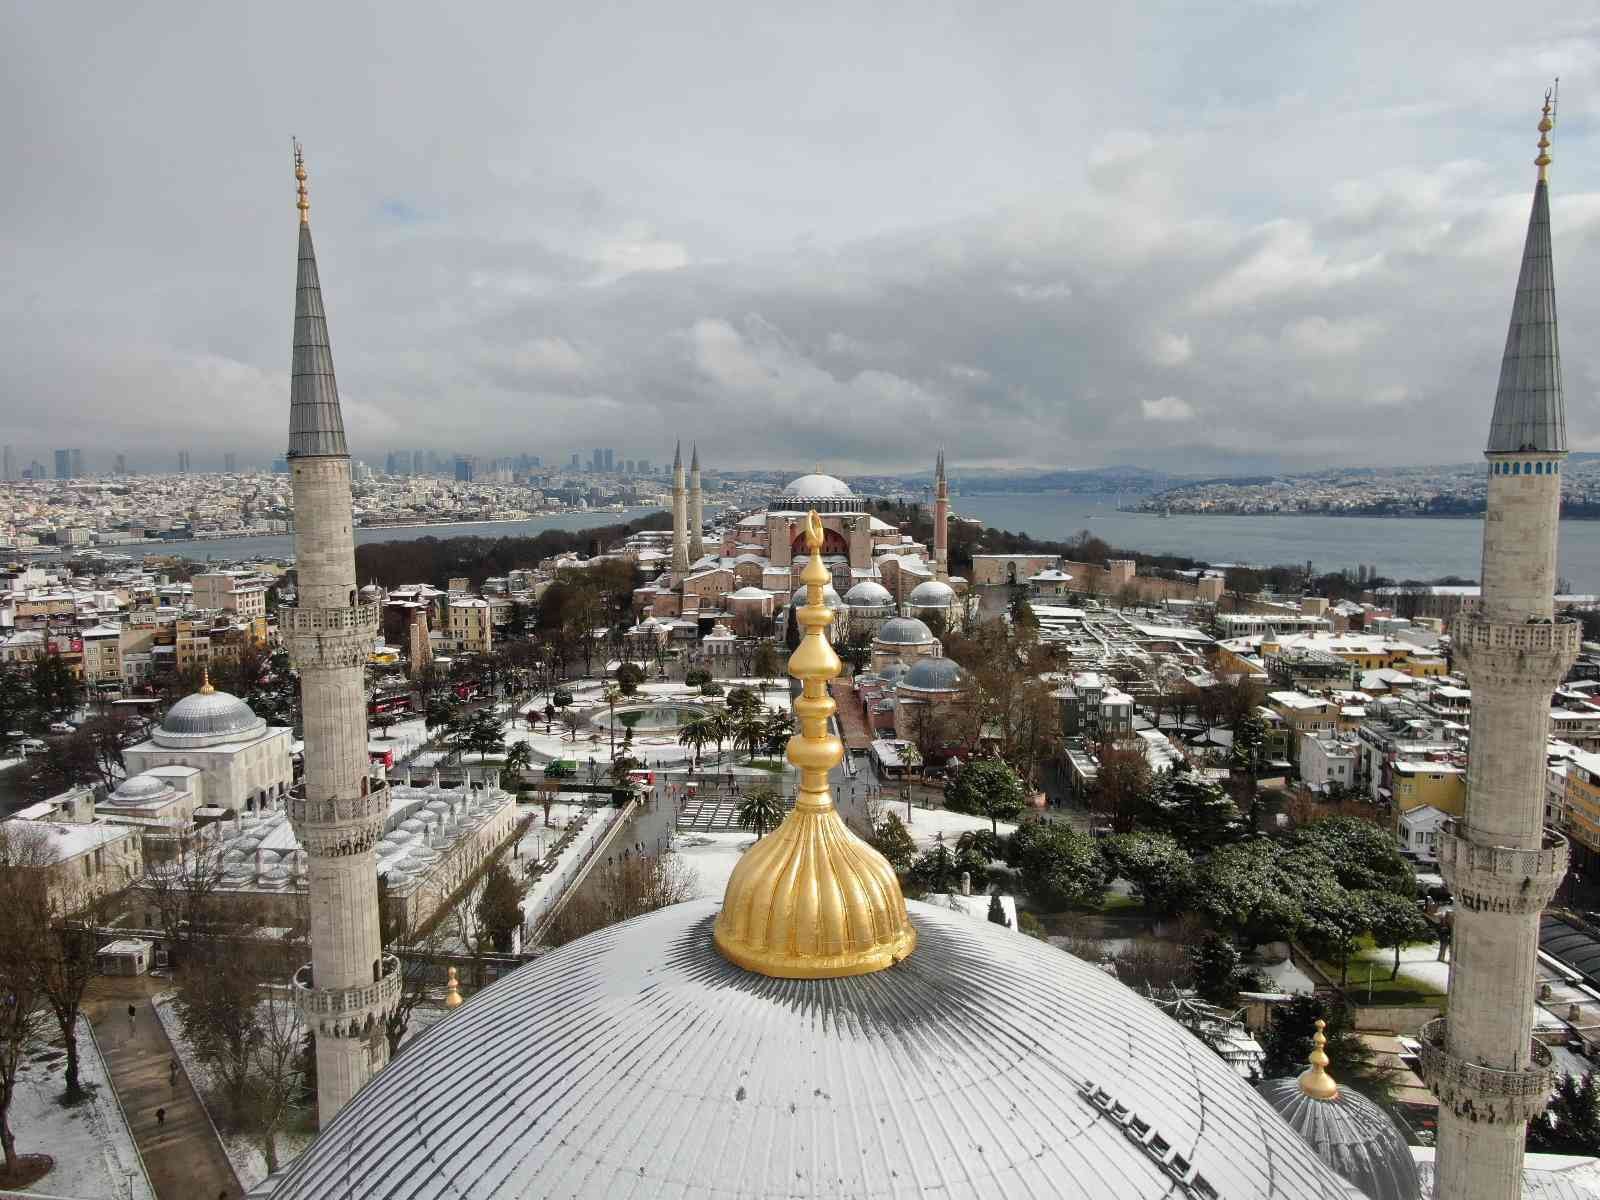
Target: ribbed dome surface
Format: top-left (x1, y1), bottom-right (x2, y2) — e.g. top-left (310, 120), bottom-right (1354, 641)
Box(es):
top-left (1255, 1078), bottom-right (1420, 1200)
top-left (874, 616), bottom-right (934, 645)
top-left (111, 773), bottom-right (172, 801)
top-left (258, 901), bottom-right (1359, 1200)
top-left (155, 688), bottom-right (265, 748)
top-left (844, 581), bottom-right (893, 607)
top-left (900, 657), bottom-right (967, 692)
top-left (907, 579), bottom-right (955, 606)
top-left (784, 472), bottom-right (855, 498)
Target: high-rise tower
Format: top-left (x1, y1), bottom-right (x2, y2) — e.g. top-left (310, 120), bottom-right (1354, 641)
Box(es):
top-left (280, 144), bottom-right (399, 1124)
top-left (671, 440), bottom-right (689, 573)
top-left (1420, 93), bottom-right (1579, 1200)
top-left (934, 448), bottom-right (949, 581)
top-left (689, 443), bottom-right (704, 562)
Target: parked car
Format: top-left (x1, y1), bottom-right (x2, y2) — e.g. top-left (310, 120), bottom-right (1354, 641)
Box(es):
top-left (48, 721), bottom-right (74, 734)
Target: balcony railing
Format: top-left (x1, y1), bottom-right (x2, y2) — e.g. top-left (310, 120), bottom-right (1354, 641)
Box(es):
top-left (1419, 1017), bottom-right (1555, 1100)
top-left (1451, 616), bottom-right (1581, 657)
top-left (1437, 819), bottom-right (1567, 881)
top-left (288, 779), bottom-right (390, 828)
top-left (293, 953), bottom-right (402, 1016)
top-left (280, 602), bottom-right (381, 636)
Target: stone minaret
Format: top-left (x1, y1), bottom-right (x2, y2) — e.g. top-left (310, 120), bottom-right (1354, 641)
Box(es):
top-left (1421, 93), bottom-right (1579, 1200)
top-left (689, 443), bottom-right (704, 563)
top-left (281, 145), bottom-right (398, 1124)
top-left (671, 440), bottom-right (689, 573)
top-left (933, 448), bottom-right (949, 581)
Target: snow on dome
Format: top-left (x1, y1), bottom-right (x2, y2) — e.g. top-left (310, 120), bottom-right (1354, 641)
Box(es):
top-left (844, 581), bottom-right (893, 607)
top-left (154, 686), bottom-right (266, 749)
top-left (875, 616), bottom-right (935, 645)
top-left (791, 583), bottom-right (843, 609)
top-left (783, 472), bottom-right (855, 499)
top-left (907, 579), bottom-right (956, 607)
top-left (112, 773), bottom-right (172, 802)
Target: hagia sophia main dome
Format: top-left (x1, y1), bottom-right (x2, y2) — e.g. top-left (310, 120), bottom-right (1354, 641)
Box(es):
top-left (256, 516), bottom-right (1372, 1200)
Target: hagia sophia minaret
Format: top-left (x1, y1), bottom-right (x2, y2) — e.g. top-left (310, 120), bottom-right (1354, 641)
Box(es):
top-left (671, 441), bottom-right (689, 573)
top-left (934, 448), bottom-right (949, 581)
top-left (280, 145), bottom-right (399, 1123)
top-left (689, 443), bottom-right (704, 562)
top-left (1419, 92), bottom-right (1580, 1200)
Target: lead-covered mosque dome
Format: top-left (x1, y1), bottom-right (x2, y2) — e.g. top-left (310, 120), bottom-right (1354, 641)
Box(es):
top-left (254, 513), bottom-right (1362, 1200)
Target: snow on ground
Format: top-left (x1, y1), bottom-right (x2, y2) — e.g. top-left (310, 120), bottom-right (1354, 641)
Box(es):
top-left (0, 755), bottom-right (24, 772)
top-left (883, 803), bottom-right (1018, 851)
top-left (519, 803), bottom-right (633, 933)
top-left (674, 832), bottom-right (755, 900)
top-left (155, 992), bottom-right (311, 1192)
top-left (5, 1016), bottom-right (155, 1200)
top-left (1345, 939), bottom-right (1448, 996)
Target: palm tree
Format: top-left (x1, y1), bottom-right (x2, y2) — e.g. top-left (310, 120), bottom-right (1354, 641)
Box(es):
top-left (762, 709), bottom-right (795, 758)
top-left (678, 714), bottom-right (714, 768)
top-left (737, 784), bottom-right (786, 840)
top-left (603, 685), bottom-right (622, 758)
top-left (735, 711), bottom-right (768, 762)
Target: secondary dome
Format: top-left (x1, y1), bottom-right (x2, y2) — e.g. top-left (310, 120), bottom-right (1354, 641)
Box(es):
top-left (900, 656), bottom-right (969, 693)
top-left (259, 901), bottom-right (1356, 1200)
top-left (875, 616), bottom-right (935, 645)
top-left (154, 682), bottom-right (266, 748)
top-left (1256, 1023), bottom-right (1420, 1200)
top-left (783, 472), bottom-right (854, 499)
top-left (907, 579), bottom-right (956, 607)
top-left (790, 583), bottom-right (843, 610)
top-left (111, 773), bottom-right (174, 803)
top-left (845, 580), bottom-right (893, 607)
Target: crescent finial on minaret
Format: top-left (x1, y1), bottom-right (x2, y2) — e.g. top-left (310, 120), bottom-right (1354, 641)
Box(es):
top-left (294, 139), bottom-right (310, 223)
top-left (1536, 84), bottom-right (1556, 182)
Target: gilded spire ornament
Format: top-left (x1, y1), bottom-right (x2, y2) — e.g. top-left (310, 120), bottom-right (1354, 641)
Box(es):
top-left (294, 140), bottom-right (310, 223)
top-left (199, 666), bottom-right (215, 695)
top-left (1536, 82), bottom-right (1556, 182)
top-left (1299, 1019), bottom-right (1340, 1101)
top-left (444, 966), bottom-right (463, 1009)
top-left (714, 510), bottom-right (916, 978)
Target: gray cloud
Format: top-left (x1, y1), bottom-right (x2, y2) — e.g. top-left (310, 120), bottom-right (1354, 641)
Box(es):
top-left (2, 3), bottom-right (1598, 474)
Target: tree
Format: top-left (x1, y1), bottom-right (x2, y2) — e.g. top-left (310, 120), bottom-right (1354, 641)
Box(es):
top-left (907, 844), bottom-right (963, 894)
top-left (726, 686), bottom-right (761, 718)
top-left (752, 643), bottom-right (784, 689)
top-left (370, 710), bottom-right (397, 740)
top-left (615, 662), bottom-right (645, 696)
top-left (475, 861), bottom-right (524, 953)
top-left (1528, 1071), bottom-right (1600, 1155)
top-left (1300, 887), bottom-right (1373, 987)
top-left (1188, 932), bottom-right (1243, 1003)
top-left (1141, 766), bottom-right (1243, 850)
top-left (0, 825), bottom-right (52, 1179)
top-left (1367, 892), bottom-right (1432, 981)
top-left (1089, 739), bottom-right (1152, 834)
top-left (1100, 833), bottom-right (1195, 917)
top-left (761, 709), bottom-right (795, 757)
top-left (602, 686), bottom-right (622, 757)
top-left (36, 912), bottom-right (101, 1102)
top-left (463, 711), bottom-right (505, 762)
top-left (29, 656), bottom-right (77, 720)
top-left (987, 893), bottom-right (1010, 927)
top-left (543, 851), bottom-right (698, 947)
top-left (736, 785), bottom-right (786, 840)
top-left (1261, 996), bottom-right (1390, 1102)
top-left (245, 982), bottom-right (305, 1174)
top-left (943, 758), bottom-right (1027, 835)
top-left (734, 711), bottom-right (768, 762)
top-left (868, 812), bottom-right (917, 872)
top-left (1293, 816), bottom-right (1414, 897)
top-left (677, 714), bottom-right (714, 767)
top-left (175, 938), bottom-right (267, 1123)
top-left (1006, 820), bottom-right (1110, 910)
top-left (502, 739), bottom-right (534, 788)
top-left (707, 709), bottom-right (733, 761)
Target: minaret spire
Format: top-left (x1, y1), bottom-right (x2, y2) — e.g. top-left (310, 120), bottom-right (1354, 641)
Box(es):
top-left (279, 145), bottom-right (397, 1124)
top-left (287, 145), bottom-right (348, 460)
top-left (670, 440), bottom-right (689, 573)
top-left (1487, 86), bottom-right (1565, 457)
top-left (933, 447), bottom-right (949, 582)
top-left (1422, 91), bottom-right (1579, 1200)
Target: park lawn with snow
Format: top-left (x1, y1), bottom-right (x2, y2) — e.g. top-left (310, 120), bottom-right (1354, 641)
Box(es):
top-left (1313, 936), bottom-right (1448, 1007)
top-left (675, 832), bottom-right (754, 900)
top-left (5, 1016), bottom-right (154, 1200)
top-left (155, 992), bottom-right (313, 1191)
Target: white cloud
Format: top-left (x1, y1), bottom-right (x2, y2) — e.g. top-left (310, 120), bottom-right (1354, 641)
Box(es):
top-left (1281, 315), bottom-right (1381, 357)
top-left (1149, 331), bottom-right (1193, 367)
top-left (1141, 395), bottom-right (1195, 422)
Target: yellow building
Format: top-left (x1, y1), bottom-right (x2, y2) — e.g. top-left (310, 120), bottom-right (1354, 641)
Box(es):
top-left (448, 598), bottom-right (494, 655)
top-left (1391, 759), bottom-right (1467, 817)
top-left (1565, 750), bottom-right (1600, 863)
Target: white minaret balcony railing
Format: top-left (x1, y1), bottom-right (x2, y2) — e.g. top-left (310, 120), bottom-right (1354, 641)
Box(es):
top-left (1452, 616), bottom-right (1581, 658)
top-left (293, 954), bottom-right (402, 1015)
top-left (280, 601), bottom-right (383, 637)
top-left (287, 778), bottom-right (390, 857)
top-left (1418, 1017), bottom-right (1557, 1126)
top-left (1435, 819), bottom-right (1567, 916)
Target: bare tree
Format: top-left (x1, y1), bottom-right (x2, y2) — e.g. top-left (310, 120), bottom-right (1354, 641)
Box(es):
top-left (0, 824), bottom-right (54, 1179)
top-left (379, 886), bottom-right (448, 1058)
top-left (245, 983), bottom-right (305, 1174)
top-left (35, 891), bottom-right (106, 1102)
top-left (144, 829), bottom-right (227, 958)
top-left (175, 937), bottom-right (266, 1123)
top-left (544, 851), bottom-right (698, 947)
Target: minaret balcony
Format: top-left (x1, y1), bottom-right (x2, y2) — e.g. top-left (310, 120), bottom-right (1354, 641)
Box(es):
top-left (288, 779), bottom-right (390, 857)
top-left (293, 953), bottom-right (403, 1036)
top-left (1451, 616), bottom-right (1580, 688)
top-left (1418, 1017), bottom-right (1556, 1126)
top-left (281, 602), bottom-right (382, 671)
top-left (1436, 819), bottom-right (1567, 915)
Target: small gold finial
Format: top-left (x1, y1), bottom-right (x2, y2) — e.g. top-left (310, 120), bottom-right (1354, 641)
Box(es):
top-left (713, 509), bottom-right (916, 978)
top-left (1536, 82), bottom-right (1556, 183)
top-left (199, 666), bottom-right (215, 695)
top-left (1299, 1018), bottom-right (1340, 1100)
top-left (294, 139), bottom-right (310, 223)
top-left (444, 966), bottom-right (463, 1009)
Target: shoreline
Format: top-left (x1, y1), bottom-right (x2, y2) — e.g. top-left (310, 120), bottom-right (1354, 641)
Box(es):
top-left (953, 492), bottom-right (1598, 521)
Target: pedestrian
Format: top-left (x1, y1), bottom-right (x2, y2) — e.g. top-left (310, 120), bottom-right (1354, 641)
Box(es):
top-left (156, 1106), bottom-right (166, 1127)
top-left (126, 1003), bottom-right (136, 1034)
top-left (169, 1058), bottom-right (178, 1087)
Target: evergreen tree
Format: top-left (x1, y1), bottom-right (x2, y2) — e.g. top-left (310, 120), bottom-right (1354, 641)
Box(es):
top-left (943, 758), bottom-right (1027, 834)
top-left (475, 861), bottom-right (524, 953)
top-left (1188, 932), bottom-right (1242, 1003)
top-left (1528, 1071), bottom-right (1600, 1155)
top-left (987, 893), bottom-right (1010, 928)
top-left (869, 812), bottom-right (917, 872)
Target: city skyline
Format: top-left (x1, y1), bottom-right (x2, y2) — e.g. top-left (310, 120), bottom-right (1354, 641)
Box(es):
top-left (2, 7), bottom-right (1597, 475)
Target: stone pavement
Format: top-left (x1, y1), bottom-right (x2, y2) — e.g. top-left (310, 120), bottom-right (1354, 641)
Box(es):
top-left (83, 975), bottom-right (243, 1200)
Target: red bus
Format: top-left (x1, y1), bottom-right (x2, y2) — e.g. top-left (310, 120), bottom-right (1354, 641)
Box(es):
top-left (369, 689), bottom-right (413, 717)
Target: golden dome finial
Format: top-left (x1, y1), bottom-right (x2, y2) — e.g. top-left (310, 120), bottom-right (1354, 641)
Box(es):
top-left (1299, 1018), bottom-right (1340, 1100)
top-left (199, 666), bottom-right (215, 695)
top-left (713, 509), bottom-right (916, 978)
top-left (444, 966), bottom-right (463, 1008)
top-left (1536, 81), bottom-right (1557, 183)
top-left (294, 139), bottom-right (310, 223)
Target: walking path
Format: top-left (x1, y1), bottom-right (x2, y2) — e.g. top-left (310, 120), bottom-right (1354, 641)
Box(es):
top-left (82, 976), bottom-right (242, 1200)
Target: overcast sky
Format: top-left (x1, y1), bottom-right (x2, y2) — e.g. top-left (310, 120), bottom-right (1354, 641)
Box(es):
top-left (3, 2), bottom-right (1598, 475)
